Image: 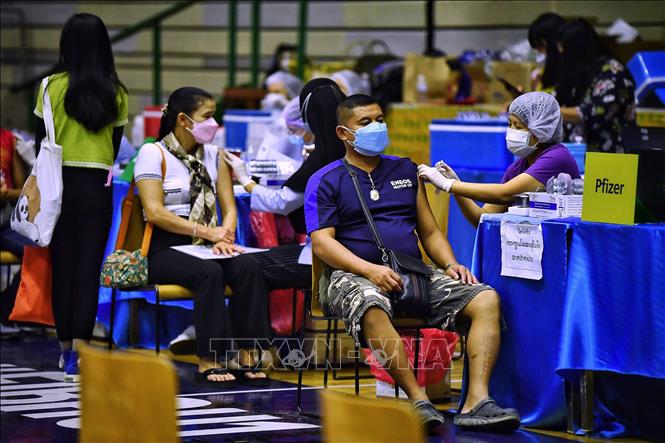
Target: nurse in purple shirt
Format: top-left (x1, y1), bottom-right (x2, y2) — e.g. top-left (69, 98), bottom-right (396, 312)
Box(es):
top-left (419, 92), bottom-right (580, 226)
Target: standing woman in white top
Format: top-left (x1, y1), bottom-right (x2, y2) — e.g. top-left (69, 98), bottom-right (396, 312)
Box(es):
top-left (134, 87), bottom-right (272, 386)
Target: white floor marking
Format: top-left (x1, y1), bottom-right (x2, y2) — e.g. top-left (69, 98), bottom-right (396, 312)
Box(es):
top-left (1, 382), bottom-right (78, 391)
top-left (179, 383), bottom-right (376, 397)
top-left (178, 414), bottom-right (280, 426)
top-left (178, 421), bottom-right (320, 437)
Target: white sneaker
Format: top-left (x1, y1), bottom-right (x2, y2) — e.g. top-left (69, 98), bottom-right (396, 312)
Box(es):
top-left (168, 325), bottom-right (197, 355)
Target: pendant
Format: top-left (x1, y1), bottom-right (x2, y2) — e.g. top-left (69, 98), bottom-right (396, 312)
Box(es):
top-left (370, 189), bottom-right (380, 201)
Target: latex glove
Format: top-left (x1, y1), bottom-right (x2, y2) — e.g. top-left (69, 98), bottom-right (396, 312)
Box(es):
top-left (223, 151), bottom-right (253, 187)
top-left (434, 160), bottom-right (460, 181)
top-left (418, 164), bottom-right (456, 193)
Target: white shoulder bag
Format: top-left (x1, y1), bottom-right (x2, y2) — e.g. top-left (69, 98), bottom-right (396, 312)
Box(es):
top-left (10, 76), bottom-right (63, 246)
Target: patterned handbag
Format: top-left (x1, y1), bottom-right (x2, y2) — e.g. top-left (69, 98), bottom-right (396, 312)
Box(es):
top-left (100, 146), bottom-right (166, 288)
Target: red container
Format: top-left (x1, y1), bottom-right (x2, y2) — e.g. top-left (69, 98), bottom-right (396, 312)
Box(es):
top-left (143, 105), bottom-right (163, 140)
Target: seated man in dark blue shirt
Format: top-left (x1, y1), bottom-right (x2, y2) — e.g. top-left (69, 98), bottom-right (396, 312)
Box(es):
top-left (304, 94), bottom-right (520, 432)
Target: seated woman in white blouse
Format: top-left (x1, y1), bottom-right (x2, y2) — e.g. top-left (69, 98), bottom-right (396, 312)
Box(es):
top-left (134, 87), bottom-right (272, 387)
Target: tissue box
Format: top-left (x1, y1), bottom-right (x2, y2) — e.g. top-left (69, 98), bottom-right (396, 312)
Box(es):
top-left (528, 193), bottom-right (583, 219)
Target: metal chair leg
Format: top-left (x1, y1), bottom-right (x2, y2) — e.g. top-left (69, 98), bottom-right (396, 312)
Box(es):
top-left (413, 328), bottom-right (421, 378)
top-left (291, 289), bottom-right (298, 336)
top-left (332, 318), bottom-right (372, 382)
top-left (323, 319), bottom-right (332, 388)
top-left (354, 343), bottom-right (360, 395)
top-left (296, 290), bottom-right (321, 418)
top-left (296, 300), bottom-right (308, 414)
top-left (108, 288), bottom-right (116, 350)
top-left (332, 319), bottom-right (339, 378)
top-left (155, 288), bottom-right (160, 355)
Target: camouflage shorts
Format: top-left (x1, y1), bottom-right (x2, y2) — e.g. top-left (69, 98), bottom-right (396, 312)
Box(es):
top-left (319, 266), bottom-right (494, 346)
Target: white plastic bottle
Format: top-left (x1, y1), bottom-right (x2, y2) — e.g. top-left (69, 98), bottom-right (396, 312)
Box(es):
top-left (416, 74), bottom-right (428, 103)
top-left (131, 115), bottom-right (144, 147)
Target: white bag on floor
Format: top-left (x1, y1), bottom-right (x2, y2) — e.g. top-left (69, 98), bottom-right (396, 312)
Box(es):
top-left (10, 77), bottom-right (63, 246)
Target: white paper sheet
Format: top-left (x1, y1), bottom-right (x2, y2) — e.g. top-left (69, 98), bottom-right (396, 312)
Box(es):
top-left (171, 244), bottom-right (268, 260)
top-left (500, 220), bottom-right (544, 280)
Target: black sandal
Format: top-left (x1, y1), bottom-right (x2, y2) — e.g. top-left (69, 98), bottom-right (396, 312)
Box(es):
top-left (228, 353), bottom-right (271, 386)
top-left (193, 368), bottom-right (237, 388)
top-left (453, 397), bottom-right (520, 433)
top-left (228, 366), bottom-right (270, 386)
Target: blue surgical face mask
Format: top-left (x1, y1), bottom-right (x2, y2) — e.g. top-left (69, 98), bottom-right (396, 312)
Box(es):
top-left (288, 133), bottom-right (304, 148)
top-left (342, 122), bottom-right (389, 156)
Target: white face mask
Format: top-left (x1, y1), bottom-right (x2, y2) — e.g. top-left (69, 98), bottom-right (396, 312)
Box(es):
top-left (505, 127), bottom-right (537, 158)
top-left (261, 93), bottom-right (288, 111)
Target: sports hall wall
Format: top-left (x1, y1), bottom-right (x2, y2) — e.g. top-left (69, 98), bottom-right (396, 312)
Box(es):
top-left (1, 0), bottom-right (664, 131)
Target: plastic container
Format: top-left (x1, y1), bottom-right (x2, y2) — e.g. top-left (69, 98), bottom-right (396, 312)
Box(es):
top-left (563, 142), bottom-right (587, 174)
top-left (223, 109), bottom-right (274, 152)
top-left (627, 51), bottom-right (665, 105)
top-left (429, 118), bottom-right (511, 170)
top-left (143, 105), bottom-right (163, 140)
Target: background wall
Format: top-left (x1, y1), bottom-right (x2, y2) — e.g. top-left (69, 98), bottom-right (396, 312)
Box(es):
top-left (1, 0), bottom-right (664, 132)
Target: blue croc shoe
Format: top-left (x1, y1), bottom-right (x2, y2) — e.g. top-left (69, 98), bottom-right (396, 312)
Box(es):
top-left (412, 400), bottom-right (445, 431)
top-left (64, 350), bottom-right (80, 382)
top-left (454, 397), bottom-right (520, 433)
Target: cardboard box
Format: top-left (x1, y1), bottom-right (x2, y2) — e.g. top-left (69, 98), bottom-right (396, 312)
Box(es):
top-left (528, 193), bottom-right (583, 219)
top-left (466, 61), bottom-right (536, 104)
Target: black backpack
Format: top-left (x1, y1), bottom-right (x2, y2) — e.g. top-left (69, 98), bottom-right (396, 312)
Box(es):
top-left (371, 60), bottom-right (404, 110)
top-left (354, 40), bottom-right (398, 76)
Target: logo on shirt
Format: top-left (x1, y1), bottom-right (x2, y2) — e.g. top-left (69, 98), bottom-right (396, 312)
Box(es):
top-left (391, 179), bottom-right (413, 190)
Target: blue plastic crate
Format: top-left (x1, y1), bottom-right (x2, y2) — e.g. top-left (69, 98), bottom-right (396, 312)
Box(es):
top-left (562, 142), bottom-right (587, 174)
top-left (627, 51), bottom-right (665, 105)
top-left (429, 119), bottom-right (511, 170)
top-left (223, 109), bottom-right (274, 151)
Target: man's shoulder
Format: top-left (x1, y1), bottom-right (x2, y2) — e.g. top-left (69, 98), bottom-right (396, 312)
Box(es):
top-left (382, 154), bottom-right (416, 165)
top-left (381, 155), bottom-right (418, 174)
top-left (307, 159), bottom-right (345, 190)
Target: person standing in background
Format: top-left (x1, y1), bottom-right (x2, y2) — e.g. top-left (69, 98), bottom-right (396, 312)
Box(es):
top-left (0, 128), bottom-right (34, 333)
top-left (528, 12), bottom-right (566, 93)
top-left (264, 44), bottom-right (298, 80)
top-left (555, 19), bottom-right (636, 153)
top-left (33, 13), bottom-right (127, 381)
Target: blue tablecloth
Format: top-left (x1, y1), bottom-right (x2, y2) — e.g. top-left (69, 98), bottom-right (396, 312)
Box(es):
top-left (95, 179), bottom-right (254, 348)
top-left (469, 213), bottom-right (665, 438)
top-left (471, 214), bottom-right (572, 428)
top-left (447, 168), bottom-right (504, 267)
